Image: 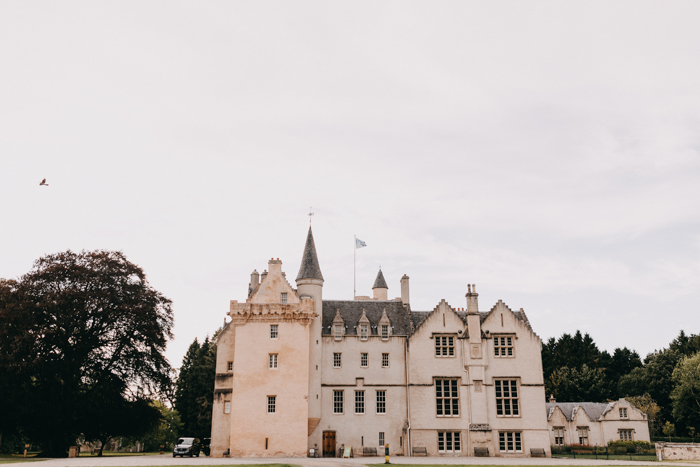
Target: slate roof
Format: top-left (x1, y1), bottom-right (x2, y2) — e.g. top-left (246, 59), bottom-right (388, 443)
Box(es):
top-left (372, 269), bottom-right (388, 289)
top-left (546, 402), bottom-right (613, 421)
top-left (296, 227), bottom-right (323, 281)
top-left (322, 300), bottom-right (412, 336)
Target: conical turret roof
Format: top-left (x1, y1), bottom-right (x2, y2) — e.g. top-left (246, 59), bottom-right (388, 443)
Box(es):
top-left (373, 269), bottom-right (388, 289)
top-left (296, 227), bottom-right (324, 281)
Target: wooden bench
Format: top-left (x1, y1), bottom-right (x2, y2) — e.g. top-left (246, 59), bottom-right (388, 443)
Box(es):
top-left (530, 448), bottom-right (546, 457)
top-left (362, 447), bottom-right (377, 457)
top-left (412, 446), bottom-right (427, 456)
top-left (474, 447), bottom-right (490, 457)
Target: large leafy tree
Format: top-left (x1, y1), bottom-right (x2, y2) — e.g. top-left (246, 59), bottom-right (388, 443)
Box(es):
top-left (174, 337), bottom-right (216, 439)
top-left (0, 250), bottom-right (173, 457)
top-left (671, 352), bottom-right (700, 435)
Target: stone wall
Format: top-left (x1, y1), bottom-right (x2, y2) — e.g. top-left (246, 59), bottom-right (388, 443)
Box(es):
top-left (656, 442), bottom-right (700, 461)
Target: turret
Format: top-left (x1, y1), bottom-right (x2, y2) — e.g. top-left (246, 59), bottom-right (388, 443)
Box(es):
top-left (248, 269), bottom-right (259, 297)
top-left (295, 227), bottom-right (324, 446)
top-left (372, 269), bottom-right (388, 300)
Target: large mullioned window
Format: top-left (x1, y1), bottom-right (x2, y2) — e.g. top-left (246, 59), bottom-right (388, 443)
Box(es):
top-left (495, 379), bottom-right (519, 416)
top-left (499, 432), bottom-right (521, 452)
top-left (376, 390), bottom-right (386, 414)
top-left (435, 379), bottom-right (459, 416)
top-left (333, 390), bottom-right (343, 414)
top-left (435, 336), bottom-right (455, 357)
top-left (494, 336), bottom-right (514, 357)
top-left (355, 391), bottom-right (365, 414)
top-left (438, 432), bottom-right (461, 452)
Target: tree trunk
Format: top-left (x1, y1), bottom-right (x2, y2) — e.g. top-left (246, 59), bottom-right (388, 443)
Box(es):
top-left (97, 438), bottom-right (110, 457)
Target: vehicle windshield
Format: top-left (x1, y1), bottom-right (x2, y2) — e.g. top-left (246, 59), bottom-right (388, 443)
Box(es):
top-left (177, 438), bottom-right (194, 446)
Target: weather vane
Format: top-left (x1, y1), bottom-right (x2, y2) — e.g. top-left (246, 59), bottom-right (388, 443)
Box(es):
top-left (308, 206), bottom-right (314, 224)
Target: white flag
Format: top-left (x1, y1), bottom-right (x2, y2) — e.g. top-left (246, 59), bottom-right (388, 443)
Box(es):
top-left (355, 238), bottom-right (367, 249)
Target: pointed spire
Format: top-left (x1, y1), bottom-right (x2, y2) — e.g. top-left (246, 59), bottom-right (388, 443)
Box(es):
top-left (296, 227), bottom-right (324, 281)
top-left (373, 268), bottom-right (388, 289)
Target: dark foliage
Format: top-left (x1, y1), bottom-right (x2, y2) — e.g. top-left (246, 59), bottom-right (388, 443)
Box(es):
top-left (174, 337), bottom-right (216, 439)
top-left (0, 250), bottom-right (173, 457)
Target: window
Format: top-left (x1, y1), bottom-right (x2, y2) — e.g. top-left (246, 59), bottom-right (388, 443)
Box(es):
top-left (495, 379), bottom-right (519, 417)
top-left (355, 391), bottom-right (365, 414)
top-left (269, 354), bottom-right (278, 369)
top-left (224, 401), bottom-right (231, 414)
top-left (382, 353), bottom-right (389, 368)
top-left (361, 353), bottom-right (368, 368)
top-left (438, 432), bottom-right (461, 453)
top-left (333, 353), bottom-right (341, 368)
top-left (227, 361), bottom-right (233, 372)
top-left (334, 325), bottom-right (343, 340)
top-left (280, 292), bottom-right (287, 304)
top-left (270, 324), bottom-right (278, 339)
top-left (435, 336), bottom-right (455, 357)
top-left (578, 427), bottom-right (589, 445)
top-left (376, 390), bottom-right (386, 414)
top-left (333, 390), bottom-right (343, 414)
top-left (379, 432), bottom-right (385, 447)
top-left (499, 432), bottom-right (522, 453)
top-left (553, 427), bottom-right (564, 446)
top-left (619, 429), bottom-right (633, 441)
top-left (435, 379), bottom-right (459, 416)
top-left (381, 325), bottom-right (388, 340)
top-left (619, 407), bottom-right (628, 419)
top-left (267, 396), bottom-right (276, 414)
top-left (360, 325), bottom-right (368, 340)
top-left (494, 336), bottom-right (514, 357)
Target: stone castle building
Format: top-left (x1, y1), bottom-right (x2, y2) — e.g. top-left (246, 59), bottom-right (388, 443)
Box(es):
top-left (211, 228), bottom-right (551, 457)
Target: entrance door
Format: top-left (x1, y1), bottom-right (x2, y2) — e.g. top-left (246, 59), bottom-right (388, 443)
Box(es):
top-left (322, 431), bottom-right (336, 457)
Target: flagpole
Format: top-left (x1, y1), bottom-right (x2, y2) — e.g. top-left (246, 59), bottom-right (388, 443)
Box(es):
top-left (353, 235), bottom-right (356, 299)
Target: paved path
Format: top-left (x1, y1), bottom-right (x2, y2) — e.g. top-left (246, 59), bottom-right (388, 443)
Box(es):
top-left (9, 454), bottom-right (700, 467)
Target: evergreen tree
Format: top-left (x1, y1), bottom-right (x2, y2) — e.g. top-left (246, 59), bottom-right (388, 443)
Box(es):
top-left (174, 337), bottom-right (216, 439)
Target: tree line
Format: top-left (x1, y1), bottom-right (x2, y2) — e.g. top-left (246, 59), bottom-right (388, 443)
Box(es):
top-left (543, 330), bottom-right (700, 438)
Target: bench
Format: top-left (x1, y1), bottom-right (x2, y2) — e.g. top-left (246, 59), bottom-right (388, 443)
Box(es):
top-left (474, 447), bottom-right (490, 457)
top-left (362, 447), bottom-right (377, 457)
top-left (530, 448), bottom-right (546, 457)
top-left (412, 446), bottom-right (427, 456)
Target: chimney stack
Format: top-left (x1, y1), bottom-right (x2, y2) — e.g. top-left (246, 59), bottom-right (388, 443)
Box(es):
top-left (466, 284), bottom-right (479, 315)
top-left (549, 394), bottom-right (556, 403)
top-left (400, 275), bottom-right (410, 306)
top-left (248, 269), bottom-right (259, 297)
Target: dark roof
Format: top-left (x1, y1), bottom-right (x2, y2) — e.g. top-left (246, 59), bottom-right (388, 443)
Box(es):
top-left (546, 402), bottom-right (613, 421)
top-left (322, 300), bottom-right (411, 336)
top-left (372, 269), bottom-right (388, 289)
top-left (296, 227), bottom-right (323, 281)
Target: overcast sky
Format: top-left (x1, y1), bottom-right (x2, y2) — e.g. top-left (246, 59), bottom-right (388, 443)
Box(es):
top-left (2, 1), bottom-right (699, 369)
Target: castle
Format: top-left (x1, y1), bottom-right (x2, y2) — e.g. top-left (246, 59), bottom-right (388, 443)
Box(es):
top-left (210, 227), bottom-right (551, 457)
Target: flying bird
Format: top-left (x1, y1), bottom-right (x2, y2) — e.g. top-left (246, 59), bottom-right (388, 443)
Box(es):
top-left (39, 179), bottom-right (49, 186)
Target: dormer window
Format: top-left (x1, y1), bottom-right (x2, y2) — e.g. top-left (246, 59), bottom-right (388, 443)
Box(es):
top-left (280, 293), bottom-right (287, 304)
top-left (334, 325), bottom-right (343, 341)
top-left (619, 408), bottom-right (628, 419)
top-left (381, 325), bottom-right (389, 340)
top-left (360, 325), bottom-right (368, 340)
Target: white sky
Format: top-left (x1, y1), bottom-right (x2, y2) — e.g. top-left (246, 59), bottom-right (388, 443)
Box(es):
top-left (2, 1), bottom-right (699, 369)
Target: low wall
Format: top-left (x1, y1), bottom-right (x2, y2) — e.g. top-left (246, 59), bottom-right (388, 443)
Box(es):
top-left (655, 442), bottom-right (700, 461)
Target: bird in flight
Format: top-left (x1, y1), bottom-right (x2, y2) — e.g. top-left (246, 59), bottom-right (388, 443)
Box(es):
top-left (39, 178), bottom-right (49, 186)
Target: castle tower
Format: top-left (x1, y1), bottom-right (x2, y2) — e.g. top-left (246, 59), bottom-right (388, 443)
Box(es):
top-left (372, 268), bottom-right (388, 300)
top-left (295, 227), bottom-right (324, 449)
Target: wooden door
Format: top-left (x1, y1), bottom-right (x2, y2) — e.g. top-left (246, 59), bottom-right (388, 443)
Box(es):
top-left (322, 431), bottom-right (336, 457)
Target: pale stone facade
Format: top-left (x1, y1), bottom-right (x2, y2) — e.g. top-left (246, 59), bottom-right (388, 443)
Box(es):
top-left (211, 228), bottom-right (551, 458)
top-left (546, 398), bottom-right (650, 447)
